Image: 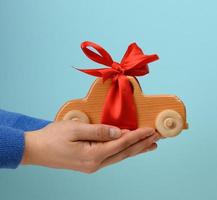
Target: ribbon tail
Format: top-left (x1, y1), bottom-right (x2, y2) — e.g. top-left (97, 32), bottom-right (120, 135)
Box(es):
top-left (74, 67), bottom-right (119, 82)
top-left (74, 67), bottom-right (103, 77)
top-left (101, 75), bottom-right (138, 130)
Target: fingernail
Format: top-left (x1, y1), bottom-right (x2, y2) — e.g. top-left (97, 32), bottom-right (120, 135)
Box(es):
top-left (146, 128), bottom-right (155, 135)
top-left (153, 134), bottom-right (160, 142)
top-left (110, 128), bottom-right (121, 139)
top-left (148, 145), bottom-right (157, 152)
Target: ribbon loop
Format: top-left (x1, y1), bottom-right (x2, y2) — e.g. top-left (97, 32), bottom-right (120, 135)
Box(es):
top-left (81, 41), bottom-right (113, 67)
top-left (78, 41), bottom-right (159, 130)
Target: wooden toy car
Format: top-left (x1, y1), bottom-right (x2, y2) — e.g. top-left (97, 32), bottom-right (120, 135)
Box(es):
top-left (55, 76), bottom-right (188, 137)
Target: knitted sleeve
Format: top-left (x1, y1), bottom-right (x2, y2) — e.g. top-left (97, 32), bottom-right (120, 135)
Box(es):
top-left (0, 109), bottom-right (51, 169)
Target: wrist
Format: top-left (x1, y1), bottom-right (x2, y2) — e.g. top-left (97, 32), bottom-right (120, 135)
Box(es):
top-left (21, 130), bottom-right (41, 165)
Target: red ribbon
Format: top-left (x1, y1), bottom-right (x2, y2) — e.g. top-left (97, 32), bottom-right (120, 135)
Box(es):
top-left (77, 41), bottom-right (159, 130)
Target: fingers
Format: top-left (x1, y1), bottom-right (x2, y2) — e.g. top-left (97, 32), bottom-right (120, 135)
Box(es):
top-left (140, 143), bottom-right (158, 153)
top-left (70, 122), bottom-right (122, 142)
top-left (101, 128), bottom-right (159, 158)
top-left (100, 134), bottom-right (159, 168)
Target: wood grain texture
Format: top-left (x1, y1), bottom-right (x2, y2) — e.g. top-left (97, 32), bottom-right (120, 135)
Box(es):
top-left (55, 76), bottom-right (188, 130)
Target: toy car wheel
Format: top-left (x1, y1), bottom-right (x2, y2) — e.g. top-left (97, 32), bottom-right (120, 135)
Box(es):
top-left (155, 109), bottom-right (183, 137)
top-left (63, 110), bottom-right (90, 124)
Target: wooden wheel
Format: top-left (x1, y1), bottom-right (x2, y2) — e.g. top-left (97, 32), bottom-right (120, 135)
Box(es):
top-left (155, 109), bottom-right (183, 137)
top-left (63, 110), bottom-right (90, 123)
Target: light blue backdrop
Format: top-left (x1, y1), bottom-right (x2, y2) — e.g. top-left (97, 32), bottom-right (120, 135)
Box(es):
top-left (0, 0), bottom-right (217, 199)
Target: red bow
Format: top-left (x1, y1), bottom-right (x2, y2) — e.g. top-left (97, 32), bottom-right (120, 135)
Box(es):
top-left (77, 41), bottom-right (159, 130)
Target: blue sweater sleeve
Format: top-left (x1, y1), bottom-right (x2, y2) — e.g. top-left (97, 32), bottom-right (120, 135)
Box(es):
top-left (0, 125), bottom-right (24, 169)
top-left (0, 109), bottom-right (51, 169)
top-left (0, 109), bottom-right (50, 131)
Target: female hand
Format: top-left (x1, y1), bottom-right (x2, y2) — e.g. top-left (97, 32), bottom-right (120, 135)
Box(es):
top-left (21, 121), bottom-right (160, 173)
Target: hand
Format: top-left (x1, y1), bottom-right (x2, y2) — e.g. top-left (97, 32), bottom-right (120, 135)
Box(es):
top-left (21, 121), bottom-right (160, 173)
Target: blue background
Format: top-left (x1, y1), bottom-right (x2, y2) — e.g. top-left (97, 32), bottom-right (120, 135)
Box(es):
top-left (0, 0), bottom-right (217, 199)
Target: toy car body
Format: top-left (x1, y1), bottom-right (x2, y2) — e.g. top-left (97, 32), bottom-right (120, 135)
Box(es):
top-left (55, 76), bottom-right (188, 137)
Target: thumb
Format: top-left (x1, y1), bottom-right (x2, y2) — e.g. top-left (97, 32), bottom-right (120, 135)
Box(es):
top-left (72, 123), bottom-right (122, 142)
